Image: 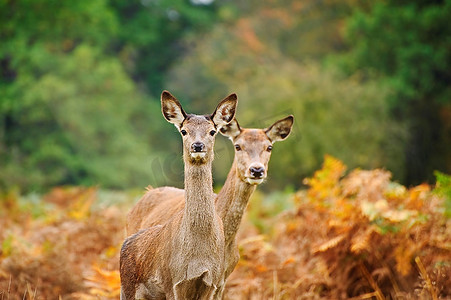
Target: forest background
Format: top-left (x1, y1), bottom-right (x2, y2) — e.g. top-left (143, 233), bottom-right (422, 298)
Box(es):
top-left (0, 0), bottom-right (450, 299)
top-left (1, 0), bottom-right (450, 192)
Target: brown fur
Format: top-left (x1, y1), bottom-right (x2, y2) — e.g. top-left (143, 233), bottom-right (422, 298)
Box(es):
top-left (120, 91), bottom-right (238, 300)
top-left (125, 116), bottom-right (294, 299)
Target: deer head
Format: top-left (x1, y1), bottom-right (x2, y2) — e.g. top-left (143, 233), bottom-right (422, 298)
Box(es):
top-left (161, 90), bottom-right (237, 165)
top-left (220, 115), bottom-right (294, 184)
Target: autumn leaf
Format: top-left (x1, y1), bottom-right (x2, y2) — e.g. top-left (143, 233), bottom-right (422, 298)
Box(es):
top-left (85, 264), bottom-right (121, 298)
top-left (281, 256), bottom-right (296, 267)
top-left (350, 228), bottom-right (374, 254)
top-left (313, 234), bottom-right (346, 253)
top-left (68, 188), bottom-right (97, 220)
top-left (304, 155), bottom-right (347, 203)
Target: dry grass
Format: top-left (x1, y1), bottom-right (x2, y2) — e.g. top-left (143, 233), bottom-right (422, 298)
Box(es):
top-left (224, 156), bottom-right (450, 299)
top-left (0, 187), bottom-right (124, 299)
top-left (0, 156), bottom-right (449, 299)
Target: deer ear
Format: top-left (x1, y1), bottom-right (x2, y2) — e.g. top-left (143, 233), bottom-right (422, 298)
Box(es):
top-left (265, 115), bottom-right (294, 143)
top-left (211, 93), bottom-right (237, 128)
top-left (219, 119), bottom-right (241, 140)
top-left (161, 90), bottom-right (187, 128)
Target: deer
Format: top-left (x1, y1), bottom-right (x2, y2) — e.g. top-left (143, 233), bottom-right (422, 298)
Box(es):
top-left (119, 90), bottom-right (238, 300)
top-left (125, 114), bottom-right (294, 298)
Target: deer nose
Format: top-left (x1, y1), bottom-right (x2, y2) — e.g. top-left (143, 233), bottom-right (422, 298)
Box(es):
top-left (191, 142), bottom-right (205, 152)
top-left (249, 166), bottom-right (265, 178)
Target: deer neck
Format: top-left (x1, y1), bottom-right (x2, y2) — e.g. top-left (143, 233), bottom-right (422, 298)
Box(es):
top-left (216, 159), bottom-right (256, 246)
top-left (182, 159), bottom-right (216, 232)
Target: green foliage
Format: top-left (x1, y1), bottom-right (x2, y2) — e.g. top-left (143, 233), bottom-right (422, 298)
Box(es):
top-left (110, 0), bottom-right (221, 95)
top-left (339, 0), bottom-right (451, 184)
top-left (0, 0), bottom-right (227, 192)
top-left (434, 171), bottom-right (451, 218)
top-left (343, 1), bottom-right (451, 104)
top-left (0, 0), bottom-right (171, 192)
top-left (1, 43), bottom-right (163, 191)
top-left (1, 0), bottom-right (448, 192)
top-left (166, 25), bottom-right (407, 188)
top-left (246, 189), bottom-right (294, 234)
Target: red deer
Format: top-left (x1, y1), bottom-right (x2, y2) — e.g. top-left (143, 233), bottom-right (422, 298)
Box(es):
top-left (126, 114), bottom-right (294, 298)
top-left (120, 90), bottom-right (237, 300)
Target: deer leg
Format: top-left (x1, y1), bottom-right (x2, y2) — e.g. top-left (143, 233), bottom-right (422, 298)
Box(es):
top-left (224, 243), bottom-right (240, 279)
top-left (212, 284), bottom-right (225, 300)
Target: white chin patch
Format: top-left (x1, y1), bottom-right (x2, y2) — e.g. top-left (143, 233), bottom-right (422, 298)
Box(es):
top-left (246, 178), bottom-right (264, 185)
top-left (190, 152), bottom-right (206, 159)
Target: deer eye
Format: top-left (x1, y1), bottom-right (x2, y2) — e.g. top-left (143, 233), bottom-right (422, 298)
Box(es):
top-left (181, 129), bottom-right (187, 136)
top-left (235, 144), bottom-right (241, 151)
top-left (210, 130), bottom-right (216, 136)
top-left (267, 145), bottom-right (273, 152)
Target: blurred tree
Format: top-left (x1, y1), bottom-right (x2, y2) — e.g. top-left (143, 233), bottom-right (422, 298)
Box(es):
top-left (4, 0), bottom-right (446, 192)
top-left (341, 0), bottom-right (451, 184)
top-left (0, 0), bottom-right (233, 192)
top-left (109, 0), bottom-right (221, 96)
top-left (166, 22), bottom-right (407, 190)
top-left (0, 0), bottom-right (165, 191)
top-left (224, 0), bottom-right (372, 61)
